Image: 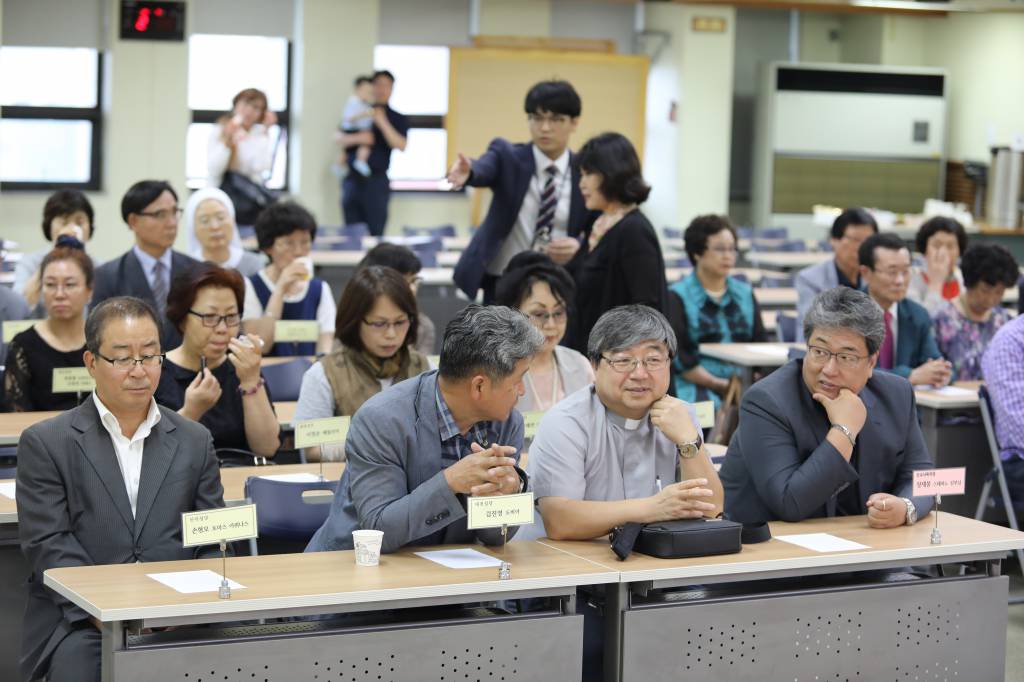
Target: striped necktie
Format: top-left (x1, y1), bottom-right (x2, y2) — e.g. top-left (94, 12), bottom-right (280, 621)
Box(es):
top-left (151, 260), bottom-right (168, 318)
top-left (532, 165), bottom-right (558, 248)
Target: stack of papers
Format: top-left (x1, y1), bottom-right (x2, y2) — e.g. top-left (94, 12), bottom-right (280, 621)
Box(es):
top-left (147, 570), bottom-right (246, 594)
top-left (414, 548), bottom-right (504, 569)
top-left (258, 472), bottom-right (323, 483)
top-left (742, 344), bottom-right (791, 358)
top-left (775, 533), bottom-right (869, 553)
top-left (915, 386), bottom-right (975, 397)
top-left (0, 481), bottom-right (14, 499)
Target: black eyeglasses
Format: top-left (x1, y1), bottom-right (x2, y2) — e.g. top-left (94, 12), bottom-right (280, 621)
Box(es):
top-left (189, 310), bottom-right (241, 328)
top-left (601, 354), bottom-right (669, 374)
top-left (95, 352), bottom-right (165, 370)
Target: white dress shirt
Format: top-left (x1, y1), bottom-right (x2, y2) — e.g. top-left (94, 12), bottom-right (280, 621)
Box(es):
top-left (92, 393), bottom-right (163, 518)
top-left (487, 145), bottom-right (572, 275)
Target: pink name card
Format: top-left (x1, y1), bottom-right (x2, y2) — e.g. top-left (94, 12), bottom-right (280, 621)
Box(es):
top-left (912, 468), bottom-right (966, 497)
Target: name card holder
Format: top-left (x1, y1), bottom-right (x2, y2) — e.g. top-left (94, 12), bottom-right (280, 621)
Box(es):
top-left (181, 505), bottom-right (258, 599)
top-left (274, 320), bottom-right (320, 343)
top-left (521, 411), bottom-right (543, 440)
top-left (912, 467), bottom-right (966, 544)
top-left (467, 492), bottom-right (535, 581)
top-left (2, 320), bottom-right (34, 343)
top-left (693, 401), bottom-right (715, 430)
top-left (52, 368), bottom-right (95, 402)
top-left (294, 416), bottom-right (351, 481)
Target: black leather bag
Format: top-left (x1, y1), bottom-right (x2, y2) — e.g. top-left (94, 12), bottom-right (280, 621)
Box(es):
top-left (220, 170), bottom-right (276, 225)
top-left (611, 518), bottom-right (743, 560)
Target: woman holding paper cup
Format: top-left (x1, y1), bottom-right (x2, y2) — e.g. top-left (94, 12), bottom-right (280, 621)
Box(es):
top-left (494, 252), bottom-right (593, 413)
top-left (242, 201), bottom-right (335, 356)
top-left (155, 263), bottom-right (280, 457)
top-left (3, 246), bottom-right (93, 411)
top-left (13, 189), bottom-right (99, 313)
top-left (295, 266), bottom-right (429, 462)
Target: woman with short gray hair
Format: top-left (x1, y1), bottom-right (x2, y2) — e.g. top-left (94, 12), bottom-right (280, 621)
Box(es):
top-left (720, 287), bottom-right (934, 528)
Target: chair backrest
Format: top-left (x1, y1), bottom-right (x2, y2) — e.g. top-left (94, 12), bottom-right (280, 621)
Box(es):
top-left (328, 236), bottom-right (364, 251)
top-left (787, 347), bottom-right (806, 361)
top-left (244, 477), bottom-right (340, 541)
top-left (759, 227), bottom-right (789, 239)
top-left (778, 240), bottom-right (808, 252)
top-left (777, 313), bottom-right (797, 343)
top-left (978, 385), bottom-right (1003, 466)
top-left (760, 273), bottom-right (795, 288)
top-left (261, 357), bottom-right (313, 402)
top-left (403, 224), bottom-right (455, 239)
top-left (736, 226), bottom-right (754, 240)
top-left (663, 227), bottom-right (683, 241)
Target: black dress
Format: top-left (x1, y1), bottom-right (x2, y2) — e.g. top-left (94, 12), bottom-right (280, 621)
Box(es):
top-left (567, 209), bottom-right (669, 352)
top-left (154, 357), bottom-right (273, 452)
top-left (2, 326), bottom-right (86, 412)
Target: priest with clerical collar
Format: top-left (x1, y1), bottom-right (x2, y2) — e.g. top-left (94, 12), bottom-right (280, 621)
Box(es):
top-left (528, 304), bottom-right (723, 541)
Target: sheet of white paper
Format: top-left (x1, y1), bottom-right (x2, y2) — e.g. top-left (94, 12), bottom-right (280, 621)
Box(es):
top-left (414, 548), bottom-right (504, 569)
top-left (742, 344), bottom-right (791, 358)
top-left (258, 472), bottom-right (323, 483)
top-left (147, 570), bottom-right (246, 594)
top-left (775, 533), bottom-right (869, 553)
top-left (915, 385), bottom-right (976, 397)
top-left (0, 481), bottom-right (15, 499)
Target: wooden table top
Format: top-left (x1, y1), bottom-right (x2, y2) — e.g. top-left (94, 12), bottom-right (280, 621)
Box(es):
top-left (914, 381), bottom-right (982, 410)
top-left (221, 462), bottom-right (345, 505)
top-left (43, 540), bottom-right (618, 623)
top-left (312, 251), bottom-right (460, 268)
top-left (0, 482), bottom-right (15, 523)
top-left (699, 342), bottom-right (803, 367)
top-left (274, 401), bottom-right (297, 428)
top-left (540, 513), bottom-right (1024, 584)
top-left (745, 251), bottom-right (832, 269)
top-left (0, 410), bottom-right (60, 446)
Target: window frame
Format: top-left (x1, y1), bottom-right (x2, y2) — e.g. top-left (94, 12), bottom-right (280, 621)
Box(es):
top-left (0, 50), bottom-right (104, 192)
top-left (187, 39), bottom-right (293, 192)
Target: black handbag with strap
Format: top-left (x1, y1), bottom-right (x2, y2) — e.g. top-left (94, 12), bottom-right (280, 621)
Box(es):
top-left (611, 518), bottom-right (745, 560)
top-left (220, 170), bottom-right (276, 225)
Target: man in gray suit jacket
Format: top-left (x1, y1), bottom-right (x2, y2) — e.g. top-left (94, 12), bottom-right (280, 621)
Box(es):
top-left (794, 208), bottom-right (877, 342)
top-left (17, 297), bottom-right (224, 682)
top-left (721, 287), bottom-right (934, 527)
top-left (306, 304), bottom-right (543, 555)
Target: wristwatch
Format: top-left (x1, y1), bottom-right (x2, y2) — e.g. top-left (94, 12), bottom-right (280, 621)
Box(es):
top-left (901, 497), bottom-right (917, 525)
top-left (677, 433), bottom-right (703, 459)
top-left (830, 423), bottom-right (856, 447)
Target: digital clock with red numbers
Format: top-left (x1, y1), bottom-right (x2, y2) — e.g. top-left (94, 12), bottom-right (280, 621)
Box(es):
top-left (120, 1), bottom-right (185, 41)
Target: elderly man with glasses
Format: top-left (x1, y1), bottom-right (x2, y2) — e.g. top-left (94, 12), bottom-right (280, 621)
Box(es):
top-left (720, 287), bottom-right (934, 527)
top-left (527, 305), bottom-right (723, 542)
top-left (16, 297), bottom-right (225, 682)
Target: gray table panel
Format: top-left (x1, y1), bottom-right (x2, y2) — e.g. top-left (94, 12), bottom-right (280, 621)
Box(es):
top-left (0, 523), bottom-right (27, 682)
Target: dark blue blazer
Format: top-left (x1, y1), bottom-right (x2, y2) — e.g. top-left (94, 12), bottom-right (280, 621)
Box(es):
top-left (453, 138), bottom-right (593, 299)
top-left (91, 248), bottom-right (200, 349)
top-left (720, 359), bottom-right (934, 525)
top-left (888, 297), bottom-right (942, 379)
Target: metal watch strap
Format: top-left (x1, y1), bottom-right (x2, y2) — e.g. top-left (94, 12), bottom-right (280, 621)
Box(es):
top-left (830, 423), bottom-right (855, 447)
top-left (901, 497), bottom-right (917, 525)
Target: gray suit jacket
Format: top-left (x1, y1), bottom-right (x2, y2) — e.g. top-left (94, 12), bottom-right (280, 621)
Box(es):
top-left (17, 397), bottom-right (224, 681)
top-left (794, 258), bottom-right (840, 343)
top-left (306, 370), bottom-right (524, 554)
top-left (720, 360), bottom-right (934, 525)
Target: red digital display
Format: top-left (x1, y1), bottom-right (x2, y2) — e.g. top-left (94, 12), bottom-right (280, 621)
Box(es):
top-left (120, 1), bottom-right (185, 41)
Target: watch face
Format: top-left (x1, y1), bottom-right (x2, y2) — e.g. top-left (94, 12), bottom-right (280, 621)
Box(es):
top-left (678, 443), bottom-right (699, 458)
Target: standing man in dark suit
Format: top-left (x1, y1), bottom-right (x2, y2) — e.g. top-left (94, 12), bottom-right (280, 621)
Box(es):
top-left (17, 296), bottom-right (225, 682)
top-left (857, 232), bottom-right (952, 386)
top-left (338, 70), bottom-right (409, 237)
top-left (448, 80), bottom-right (593, 302)
top-left (720, 287), bottom-right (934, 526)
top-left (91, 180), bottom-right (200, 348)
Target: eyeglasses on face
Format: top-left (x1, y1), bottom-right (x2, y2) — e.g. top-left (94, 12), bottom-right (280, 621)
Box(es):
top-left (95, 352), bottom-right (165, 370)
top-left (805, 345), bottom-right (868, 369)
top-left (137, 208), bottom-right (183, 221)
top-left (363, 318), bottom-right (411, 332)
top-left (527, 309), bottom-right (567, 325)
top-left (189, 310), bottom-right (241, 328)
top-left (601, 354), bottom-right (669, 374)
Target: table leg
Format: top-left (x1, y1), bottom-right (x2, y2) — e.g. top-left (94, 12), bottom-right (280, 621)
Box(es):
top-left (101, 620), bottom-right (124, 682)
top-left (603, 583), bottom-right (627, 682)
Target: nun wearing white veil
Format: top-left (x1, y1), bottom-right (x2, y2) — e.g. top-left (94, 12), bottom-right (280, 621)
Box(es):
top-left (183, 187), bottom-right (264, 276)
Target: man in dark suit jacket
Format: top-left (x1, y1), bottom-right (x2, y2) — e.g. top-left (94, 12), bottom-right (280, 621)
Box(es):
top-left (91, 180), bottom-right (199, 349)
top-left (448, 80), bottom-right (594, 302)
top-left (721, 287), bottom-right (934, 526)
top-left (858, 232), bottom-right (951, 386)
top-left (17, 297), bottom-right (224, 682)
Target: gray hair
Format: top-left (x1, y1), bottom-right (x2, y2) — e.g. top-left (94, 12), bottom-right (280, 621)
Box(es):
top-left (587, 305), bottom-right (677, 362)
top-left (439, 304), bottom-right (544, 381)
top-left (803, 287), bottom-right (885, 355)
top-left (85, 296), bottom-right (161, 354)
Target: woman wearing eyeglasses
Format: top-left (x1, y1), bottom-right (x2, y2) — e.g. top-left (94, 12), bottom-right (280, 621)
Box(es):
top-left (3, 246), bottom-right (93, 412)
top-left (154, 263), bottom-right (280, 457)
top-left (294, 266), bottom-right (430, 461)
top-left (183, 188), bottom-right (264, 276)
top-left (669, 214), bottom-right (768, 408)
top-left (494, 252), bottom-right (593, 412)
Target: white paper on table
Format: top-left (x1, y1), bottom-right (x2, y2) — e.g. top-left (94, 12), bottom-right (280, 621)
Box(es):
top-left (0, 481), bottom-right (15, 499)
top-left (414, 548), bottom-right (504, 569)
top-left (775, 533), bottom-right (869, 553)
top-left (147, 570), bottom-right (246, 594)
top-left (742, 344), bottom-right (791, 358)
top-left (914, 385), bottom-right (976, 397)
top-left (258, 472), bottom-right (323, 483)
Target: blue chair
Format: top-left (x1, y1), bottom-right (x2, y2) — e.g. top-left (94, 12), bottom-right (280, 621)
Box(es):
top-left (760, 273), bottom-right (794, 288)
top-left (736, 227), bottom-right (754, 240)
top-left (665, 256), bottom-right (692, 268)
top-left (320, 223), bottom-right (369, 239)
top-left (327, 236), bottom-right (364, 251)
top-left (403, 224), bottom-right (455, 239)
top-left (776, 312), bottom-right (797, 343)
top-left (0, 466), bottom-right (15, 479)
top-left (261, 357), bottom-right (313, 402)
top-left (663, 227), bottom-right (684, 241)
top-left (237, 225), bottom-right (256, 240)
top-left (731, 272), bottom-right (749, 284)
top-left (975, 385), bottom-right (1024, 573)
top-left (817, 239), bottom-right (833, 253)
top-left (244, 476), bottom-right (340, 555)
top-left (778, 240), bottom-right (808, 253)
top-left (759, 227), bottom-right (789, 239)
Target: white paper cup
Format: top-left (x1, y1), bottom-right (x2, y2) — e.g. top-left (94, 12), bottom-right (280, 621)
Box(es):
top-left (295, 255), bottom-right (313, 281)
top-left (352, 529), bottom-right (384, 566)
top-left (284, 255), bottom-right (313, 303)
